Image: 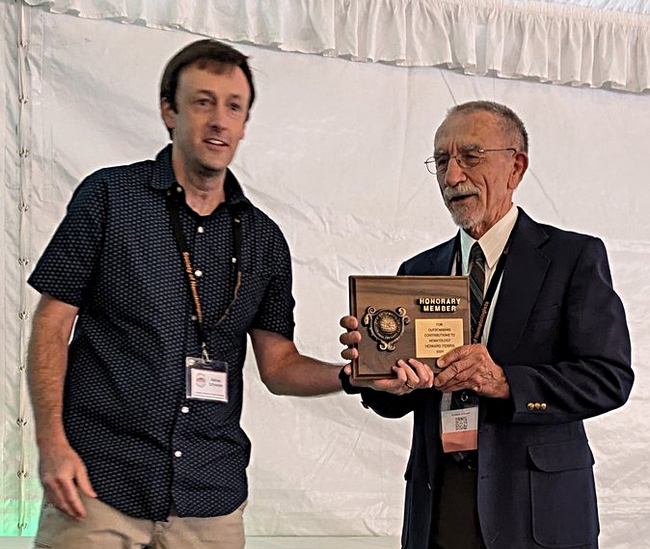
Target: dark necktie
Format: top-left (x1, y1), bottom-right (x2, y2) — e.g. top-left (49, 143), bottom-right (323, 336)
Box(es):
top-left (469, 242), bottom-right (486, 337)
top-left (447, 242), bottom-right (485, 463)
top-left (450, 243), bottom-right (485, 413)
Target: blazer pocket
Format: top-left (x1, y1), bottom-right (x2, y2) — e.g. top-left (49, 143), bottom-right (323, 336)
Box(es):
top-left (528, 440), bottom-right (599, 548)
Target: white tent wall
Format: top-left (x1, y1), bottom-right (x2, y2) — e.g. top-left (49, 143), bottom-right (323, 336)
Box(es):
top-left (2, 0), bottom-right (39, 538)
top-left (2, 0), bottom-right (650, 546)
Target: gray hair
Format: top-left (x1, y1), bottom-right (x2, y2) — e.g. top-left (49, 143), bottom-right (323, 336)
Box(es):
top-left (448, 101), bottom-right (529, 152)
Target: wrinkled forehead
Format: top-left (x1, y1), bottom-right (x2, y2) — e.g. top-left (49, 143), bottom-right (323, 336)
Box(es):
top-left (434, 111), bottom-right (507, 152)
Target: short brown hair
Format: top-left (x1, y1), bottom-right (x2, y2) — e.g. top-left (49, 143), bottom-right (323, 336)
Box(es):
top-left (160, 39), bottom-right (256, 114)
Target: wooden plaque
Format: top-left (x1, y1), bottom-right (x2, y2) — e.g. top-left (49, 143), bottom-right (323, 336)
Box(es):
top-left (349, 275), bottom-right (470, 380)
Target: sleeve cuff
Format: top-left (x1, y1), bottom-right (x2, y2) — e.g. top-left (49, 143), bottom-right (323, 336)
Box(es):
top-left (339, 367), bottom-right (362, 395)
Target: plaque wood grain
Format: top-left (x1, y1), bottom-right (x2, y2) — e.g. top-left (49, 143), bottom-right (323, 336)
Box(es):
top-left (349, 275), bottom-right (470, 380)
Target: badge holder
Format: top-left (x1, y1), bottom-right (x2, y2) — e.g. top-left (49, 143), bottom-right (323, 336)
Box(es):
top-left (186, 350), bottom-right (229, 403)
top-left (440, 392), bottom-right (478, 453)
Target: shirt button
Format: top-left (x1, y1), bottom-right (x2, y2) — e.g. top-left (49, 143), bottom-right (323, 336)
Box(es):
top-left (194, 269), bottom-right (203, 277)
top-left (174, 450), bottom-right (183, 458)
top-left (197, 226), bottom-right (205, 234)
top-left (181, 406), bottom-right (189, 414)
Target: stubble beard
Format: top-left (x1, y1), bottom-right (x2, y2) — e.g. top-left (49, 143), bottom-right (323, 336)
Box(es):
top-left (192, 150), bottom-right (229, 179)
top-left (447, 202), bottom-right (482, 234)
top-left (196, 160), bottom-right (224, 178)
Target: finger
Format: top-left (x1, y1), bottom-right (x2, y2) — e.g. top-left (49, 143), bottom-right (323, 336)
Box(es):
top-left (76, 467), bottom-right (97, 499)
top-left (47, 478), bottom-right (83, 520)
top-left (435, 359), bottom-right (476, 390)
top-left (370, 365), bottom-right (409, 394)
top-left (43, 483), bottom-right (70, 517)
top-left (340, 348), bottom-right (358, 361)
top-left (339, 315), bottom-right (359, 330)
top-left (394, 362), bottom-right (423, 393)
top-left (373, 379), bottom-right (408, 393)
top-left (392, 362), bottom-right (410, 383)
top-left (437, 361), bottom-right (483, 393)
top-left (436, 345), bottom-right (468, 369)
top-left (396, 360), bottom-right (419, 389)
top-left (358, 374), bottom-right (406, 394)
top-left (339, 330), bottom-right (361, 346)
top-left (60, 480), bottom-right (87, 520)
top-left (407, 359), bottom-right (434, 388)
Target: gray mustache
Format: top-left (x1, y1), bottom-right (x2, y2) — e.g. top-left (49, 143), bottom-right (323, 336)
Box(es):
top-left (444, 185), bottom-right (479, 201)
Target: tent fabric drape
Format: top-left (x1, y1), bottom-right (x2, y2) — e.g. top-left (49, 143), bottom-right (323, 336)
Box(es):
top-left (2, 0), bottom-right (649, 545)
top-left (22, 0), bottom-right (650, 93)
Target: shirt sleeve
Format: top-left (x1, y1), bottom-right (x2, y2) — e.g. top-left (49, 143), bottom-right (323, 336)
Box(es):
top-left (28, 172), bottom-right (107, 307)
top-left (249, 224), bottom-right (295, 340)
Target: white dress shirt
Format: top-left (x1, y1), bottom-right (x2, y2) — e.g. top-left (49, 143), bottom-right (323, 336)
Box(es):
top-left (458, 204), bottom-right (519, 343)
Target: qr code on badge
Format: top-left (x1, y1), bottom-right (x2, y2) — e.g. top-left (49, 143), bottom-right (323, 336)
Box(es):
top-left (454, 416), bottom-right (469, 431)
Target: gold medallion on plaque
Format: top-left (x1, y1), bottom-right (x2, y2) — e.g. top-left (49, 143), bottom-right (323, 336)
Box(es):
top-left (362, 306), bottom-right (410, 352)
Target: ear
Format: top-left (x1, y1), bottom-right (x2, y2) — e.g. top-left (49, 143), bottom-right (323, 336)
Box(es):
top-left (508, 151), bottom-right (529, 190)
top-left (160, 99), bottom-right (176, 133)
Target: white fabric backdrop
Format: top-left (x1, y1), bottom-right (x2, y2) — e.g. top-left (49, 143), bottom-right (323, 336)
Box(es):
top-left (1, 0), bottom-right (649, 546)
top-left (21, 0), bottom-right (650, 92)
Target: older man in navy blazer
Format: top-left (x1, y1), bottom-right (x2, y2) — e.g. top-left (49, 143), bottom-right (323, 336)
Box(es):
top-left (340, 101), bottom-right (633, 549)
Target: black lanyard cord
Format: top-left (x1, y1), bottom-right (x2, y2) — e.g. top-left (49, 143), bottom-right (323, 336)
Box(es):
top-left (166, 190), bottom-right (242, 358)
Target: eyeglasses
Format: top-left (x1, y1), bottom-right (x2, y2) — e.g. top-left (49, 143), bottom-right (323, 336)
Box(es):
top-left (424, 148), bottom-right (517, 176)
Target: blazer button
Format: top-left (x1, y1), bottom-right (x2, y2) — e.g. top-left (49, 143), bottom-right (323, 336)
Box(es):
top-left (540, 403), bottom-right (547, 410)
top-left (527, 402), bottom-right (535, 411)
top-left (534, 403), bottom-right (541, 410)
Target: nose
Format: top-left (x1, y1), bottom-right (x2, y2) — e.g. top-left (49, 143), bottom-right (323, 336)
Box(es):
top-left (209, 104), bottom-right (228, 130)
top-left (442, 156), bottom-right (466, 187)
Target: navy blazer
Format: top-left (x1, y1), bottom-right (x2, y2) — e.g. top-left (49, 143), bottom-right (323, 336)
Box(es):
top-left (359, 209), bottom-right (633, 549)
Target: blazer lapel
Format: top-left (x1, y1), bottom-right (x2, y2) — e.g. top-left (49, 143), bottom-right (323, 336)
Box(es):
top-left (488, 210), bottom-right (550, 358)
top-left (430, 238), bottom-right (456, 275)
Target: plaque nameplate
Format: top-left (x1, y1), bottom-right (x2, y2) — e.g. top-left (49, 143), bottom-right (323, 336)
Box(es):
top-left (348, 275), bottom-right (470, 380)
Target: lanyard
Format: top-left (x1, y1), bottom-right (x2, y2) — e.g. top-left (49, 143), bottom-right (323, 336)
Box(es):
top-left (454, 232), bottom-right (513, 344)
top-left (166, 190), bottom-right (243, 360)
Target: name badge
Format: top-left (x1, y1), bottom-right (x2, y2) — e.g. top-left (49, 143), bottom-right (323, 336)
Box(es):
top-left (440, 393), bottom-right (478, 452)
top-left (185, 357), bottom-right (228, 403)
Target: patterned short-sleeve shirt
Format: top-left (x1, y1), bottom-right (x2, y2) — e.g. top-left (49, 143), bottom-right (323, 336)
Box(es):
top-left (28, 145), bottom-right (295, 520)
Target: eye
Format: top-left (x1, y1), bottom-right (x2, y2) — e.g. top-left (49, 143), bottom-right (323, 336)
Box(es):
top-left (460, 151), bottom-right (481, 165)
top-left (195, 98), bottom-right (211, 107)
top-left (229, 102), bottom-right (243, 112)
top-left (434, 155), bottom-right (449, 168)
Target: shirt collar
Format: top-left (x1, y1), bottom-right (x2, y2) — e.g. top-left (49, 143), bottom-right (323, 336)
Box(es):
top-left (460, 205), bottom-right (519, 272)
top-left (150, 144), bottom-right (250, 212)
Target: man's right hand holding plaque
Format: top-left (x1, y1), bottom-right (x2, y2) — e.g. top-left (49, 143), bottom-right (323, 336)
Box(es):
top-left (339, 314), bottom-right (436, 395)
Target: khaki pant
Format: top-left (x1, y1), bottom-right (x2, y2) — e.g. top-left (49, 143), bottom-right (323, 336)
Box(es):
top-left (34, 495), bottom-right (247, 549)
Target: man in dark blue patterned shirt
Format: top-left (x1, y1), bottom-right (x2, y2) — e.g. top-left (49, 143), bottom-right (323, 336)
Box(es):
top-left (27, 39), bottom-right (343, 549)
